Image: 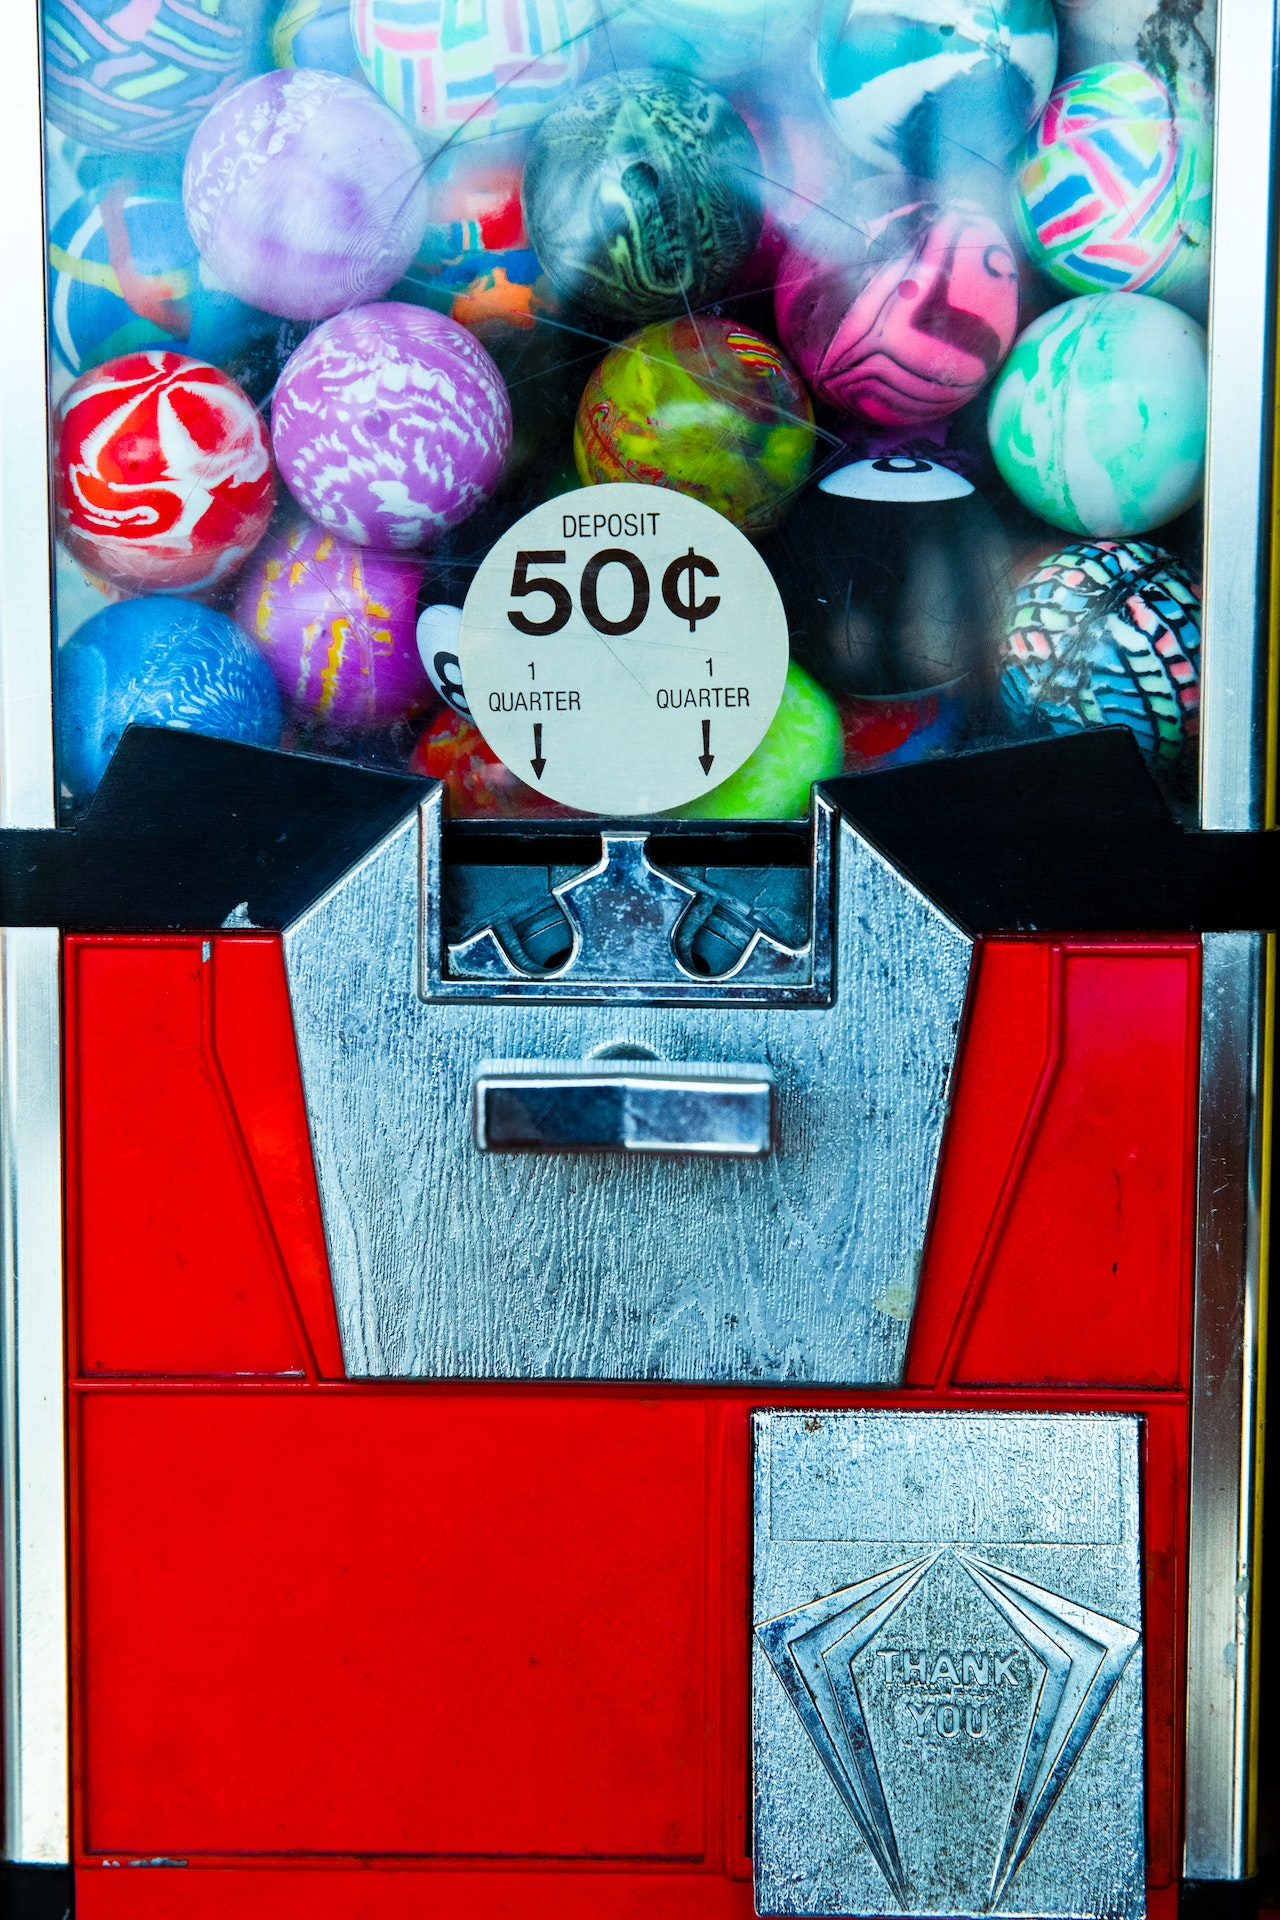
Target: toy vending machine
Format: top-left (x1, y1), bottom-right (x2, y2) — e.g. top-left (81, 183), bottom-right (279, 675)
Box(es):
top-left (0, 0), bottom-right (1273, 1913)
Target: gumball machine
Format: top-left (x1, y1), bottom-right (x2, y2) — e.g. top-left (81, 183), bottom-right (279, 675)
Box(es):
top-left (0, 0), bottom-right (1275, 1916)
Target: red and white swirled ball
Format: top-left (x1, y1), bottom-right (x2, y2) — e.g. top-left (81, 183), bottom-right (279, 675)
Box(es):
top-left (56, 350), bottom-right (275, 592)
top-left (774, 180), bottom-right (1019, 426)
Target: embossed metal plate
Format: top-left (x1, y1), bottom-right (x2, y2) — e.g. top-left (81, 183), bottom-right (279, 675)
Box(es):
top-left (753, 1412), bottom-right (1145, 1918)
top-left (281, 795), bottom-right (971, 1381)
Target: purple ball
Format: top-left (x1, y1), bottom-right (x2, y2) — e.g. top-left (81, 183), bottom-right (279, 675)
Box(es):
top-left (271, 302), bottom-right (513, 549)
top-left (236, 517), bottom-right (430, 729)
top-left (182, 70), bottom-right (431, 321)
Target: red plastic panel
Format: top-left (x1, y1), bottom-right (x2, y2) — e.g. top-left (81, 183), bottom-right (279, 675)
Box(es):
top-left (66, 942), bottom-right (307, 1377)
top-left (65, 936), bottom-right (343, 1378)
top-left (66, 931), bottom-right (1198, 1914)
top-left (210, 938), bottom-right (344, 1377)
top-left (906, 938), bottom-right (1200, 1390)
top-left (75, 1388), bottom-right (709, 1860)
top-left (73, 1865), bottom-right (758, 1920)
top-left (75, 1869), bottom-right (1179, 1920)
top-left (71, 1383), bottom-right (1187, 1901)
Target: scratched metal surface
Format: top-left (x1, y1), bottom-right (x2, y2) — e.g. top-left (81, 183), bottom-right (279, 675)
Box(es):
top-left (281, 809), bottom-right (972, 1381)
top-left (753, 1411), bottom-right (1145, 1918)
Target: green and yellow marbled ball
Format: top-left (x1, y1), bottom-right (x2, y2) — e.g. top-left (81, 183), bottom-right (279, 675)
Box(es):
top-left (522, 69), bottom-right (763, 321)
top-left (987, 292), bottom-right (1206, 536)
top-left (574, 317), bottom-right (816, 534)
top-left (669, 660), bottom-right (844, 818)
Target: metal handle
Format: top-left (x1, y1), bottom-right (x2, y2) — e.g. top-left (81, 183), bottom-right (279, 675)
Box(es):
top-left (472, 1059), bottom-right (774, 1156)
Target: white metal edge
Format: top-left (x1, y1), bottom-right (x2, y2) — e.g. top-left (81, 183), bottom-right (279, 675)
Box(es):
top-left (1184, 930), bottom-right (1268, 1878)
top-left (1199, 0), bottom-right (1278, 830)
top-left (0, 928), bottom-right (67, 1863)
top-left (0, 0), bottom-right (55, 833)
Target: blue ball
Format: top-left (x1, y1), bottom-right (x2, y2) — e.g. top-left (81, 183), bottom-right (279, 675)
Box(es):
top-left (59, 597), bottom-right (283, 805)
top-left (44, 0), bottom-right (261, 155)
top-left (49, 181), bottom-right (263, 375)
top-left (269, 0), bottom-right (359, 72)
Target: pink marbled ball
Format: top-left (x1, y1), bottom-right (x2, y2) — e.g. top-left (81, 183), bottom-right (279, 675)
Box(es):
top-left (271, 303), bottom-right (512, 550)
top-left (183, 70), bottom-right (431, 321)
top-left (774, 180), bottom-right (1019, 427)
top-left (235, 517), bottom-right (431, 729)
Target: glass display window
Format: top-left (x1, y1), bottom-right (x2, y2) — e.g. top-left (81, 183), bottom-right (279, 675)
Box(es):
top-left (39, 0), bottom-right (1225, 825)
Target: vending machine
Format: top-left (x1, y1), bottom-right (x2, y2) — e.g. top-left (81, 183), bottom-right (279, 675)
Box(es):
top-left (0, 0), bottom-right (1273, 1913)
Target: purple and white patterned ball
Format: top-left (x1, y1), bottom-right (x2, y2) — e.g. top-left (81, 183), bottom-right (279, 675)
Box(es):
top-left (235, 517), bottom-right (431, 729)
top-left (182, 70), bottom-right (431, 321)
top-left (271, 303), bottom-right (512, 548)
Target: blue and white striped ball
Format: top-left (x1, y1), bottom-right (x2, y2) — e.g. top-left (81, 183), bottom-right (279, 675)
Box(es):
top-left (1001, 539), bottom-right (1200, 765)
top-left (59, 596), bottom-right (282, 806)
top-left (44, 0), bottom-right (261, 156)
top-left (817, 0), bottom-right (1058, 173)
top-left (50, 181), bottom-right (262, 376)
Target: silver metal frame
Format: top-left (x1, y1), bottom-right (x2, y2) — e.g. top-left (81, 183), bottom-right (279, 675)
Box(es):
top-left (1184, 931), bottom-right (1270, 1880)
top-left (0, 930), bottom-right (66, 1867)
top-left (0, 0), bottom-right (1270, 1885)
top-left (1199, 0), bottom-right (1279, 832)
top-left (0, 0), bottom-right (67, 1870)
top-left (0, 0), bottom-right (55, 837)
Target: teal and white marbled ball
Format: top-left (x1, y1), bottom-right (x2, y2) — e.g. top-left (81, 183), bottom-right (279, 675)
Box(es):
top-left (987, 293), bottom-right (1206, 536)
top-left (817, 0), bottom-right (1058, 174)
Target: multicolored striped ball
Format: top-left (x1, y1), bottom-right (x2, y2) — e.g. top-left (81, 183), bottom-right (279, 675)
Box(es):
top-left (351, 0), bottom-right (594, 143)
top-left (49, 180), bottom-right (261, 376)
top-left (1014, 62), bottom-right (1212, 296)
top-left (44, 0), bottom-right (259, 155)
top-left (1001, 539), bottom-right (1200, 765)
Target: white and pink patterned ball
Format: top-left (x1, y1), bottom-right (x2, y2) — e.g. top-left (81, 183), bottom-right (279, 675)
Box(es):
top-left (183, 69), bottom-right (431, 321)
top-left (236, 517), bottom-right (431, 729)
top-left (271, 302), bottom-right (512, 549)
top-left (56, 349), bottom-right (275, 593)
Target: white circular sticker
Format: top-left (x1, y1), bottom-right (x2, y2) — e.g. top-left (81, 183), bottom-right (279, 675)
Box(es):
top-left (457, 484), bottom-right (789, 815)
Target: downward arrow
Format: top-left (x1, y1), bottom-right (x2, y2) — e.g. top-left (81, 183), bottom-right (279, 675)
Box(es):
top-left (698, 718), bottom-right (715, 775)
top-left (530, 723), bottom-right (546, 780)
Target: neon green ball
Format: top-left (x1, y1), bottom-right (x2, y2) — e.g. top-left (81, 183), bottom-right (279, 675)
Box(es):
top-left (669, 660), bottom-right (843, 819)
